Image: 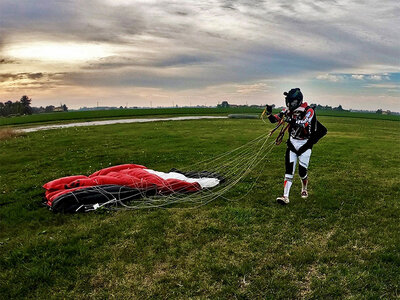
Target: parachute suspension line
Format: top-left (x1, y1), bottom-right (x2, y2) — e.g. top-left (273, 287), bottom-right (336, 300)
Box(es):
top-left (183, 140), bottom-right (276, 209)
top-left (68, 118), bottom-right (281, 211)
top-left (107, 136), bottom-right (275, 209)
top-left (275, 123), bottom-right (289, 145)
top-left (266, 118), bottom-right (289, 145)
top-left (260, 107), bottom-right (269, 124)
top-left (188, 130), bottom-right (271, 170)
top-left (104, 130), bottom-right (277, 210)
top-left (152, 132), bottom-right (272, 197)
top-left (215, 139), bottom-right (276, 202)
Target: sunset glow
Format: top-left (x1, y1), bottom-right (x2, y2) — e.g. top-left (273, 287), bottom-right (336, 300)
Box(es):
top-left (0, 0), bottom-right (398, 110)
top-left (5, 42), bottom-right (112, 62)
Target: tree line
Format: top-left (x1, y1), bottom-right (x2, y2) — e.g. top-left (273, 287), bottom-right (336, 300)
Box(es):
top-left (0, 96), bottom-right (68, 117)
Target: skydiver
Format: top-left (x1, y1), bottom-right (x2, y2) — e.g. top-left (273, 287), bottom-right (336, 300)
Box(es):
top-left (265, 88), bottom-right (327, 205)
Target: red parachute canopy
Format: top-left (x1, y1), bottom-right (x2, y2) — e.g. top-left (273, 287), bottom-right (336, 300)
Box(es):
top-left (43, 164), bottom-right (221, 213)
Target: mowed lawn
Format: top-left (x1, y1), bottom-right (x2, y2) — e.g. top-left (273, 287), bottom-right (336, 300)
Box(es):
top-left (0, 116), bottom-right (399, 299)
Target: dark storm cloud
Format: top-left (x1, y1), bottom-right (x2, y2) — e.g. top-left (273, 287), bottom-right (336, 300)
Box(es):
top-left (0, 0), bottom-right (147, 44)
top-left (174, 11), bottom-right (189, 16)
top-left (221, 1), bottom-right (237, 10)
top-left (0, 58), bottom-right (18, 64)
top-left (0, 73), bottom-right (36, 82)
top-left (64, 45), bottom-right (350, 91)
top-left (155, 54), bottom-right (216, 68)
top-left (84, 56), bottom-right (144, 70)
top-left (271, 15), bottom-right (399, 67)
top-left (0, 72), bottom-right (69, 93)
top-left (85, 53), bottom-right (215, 70)
top-left (0, 72), bottom-right (65, 82)
top-left (27, 73), bottom-right (44, 79)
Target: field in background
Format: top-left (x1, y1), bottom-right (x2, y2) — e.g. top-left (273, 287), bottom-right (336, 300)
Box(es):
top-left (1, 115), bottom-right (399, 298)
top-left (0, 107), bottom-right (257, 126)
top-left (1, 107), bottom-right (399, 127)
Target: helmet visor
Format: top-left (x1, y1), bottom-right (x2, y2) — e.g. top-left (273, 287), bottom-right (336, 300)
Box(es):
top-left (286, 98), bottom-right (300, 110)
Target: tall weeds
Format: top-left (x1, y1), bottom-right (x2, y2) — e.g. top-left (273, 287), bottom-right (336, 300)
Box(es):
top-left (0, 128), bottom-right (23, 140)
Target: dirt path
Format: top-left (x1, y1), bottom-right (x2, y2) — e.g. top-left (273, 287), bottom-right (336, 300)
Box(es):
top-left (19, 116), bottom-right (228, 133)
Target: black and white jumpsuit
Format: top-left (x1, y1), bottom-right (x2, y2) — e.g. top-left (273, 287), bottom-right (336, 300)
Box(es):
top-left (268, 102), bottom-right (316, 197)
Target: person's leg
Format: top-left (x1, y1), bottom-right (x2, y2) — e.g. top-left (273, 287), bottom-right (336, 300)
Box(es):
top-left (277, 148), bottom-right (297, 204)
top-left (298, 149), bottom-right (312, 198)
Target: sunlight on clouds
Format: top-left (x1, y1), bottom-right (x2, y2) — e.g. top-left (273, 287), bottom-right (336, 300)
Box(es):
top-left (316, 74), bottom-right (345, 82)
top-left (351, 74), bottom-right (365, 80)
top-left (101, 0), bottom-right (158, 6)
top-left (4, 42), bottom-right (113, 62)
top-left (364, 83), bottom-right (399, 89)
top-left (235, 82), bottom-right (270, 94)
top-left (318, 73), bottom-right (391, 82)
top-left (0, 0), bottom-right (398, 110)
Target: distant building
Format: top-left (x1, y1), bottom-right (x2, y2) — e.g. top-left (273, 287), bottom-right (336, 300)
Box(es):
top-left (53, 107), bottom-right (64, 112)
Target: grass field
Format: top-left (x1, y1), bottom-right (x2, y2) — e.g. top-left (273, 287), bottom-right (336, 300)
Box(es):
top-left (1, 107), bottom-right (399, 127)
top-left (1, 113), bottom-right (400, 298)
top-left (0, 107), bottom-right (258, 127)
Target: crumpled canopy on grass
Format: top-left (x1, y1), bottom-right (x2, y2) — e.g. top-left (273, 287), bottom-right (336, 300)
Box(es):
top-left (43, 164), bottom-right (221, 213)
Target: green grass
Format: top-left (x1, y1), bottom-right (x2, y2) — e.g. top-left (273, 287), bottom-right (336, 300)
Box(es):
top-left (1, 116), bottom-right (399, 298)
top-left (1, 107), bottom-right (399, 127)
top-left (0, 107), bottom-right (260, 127)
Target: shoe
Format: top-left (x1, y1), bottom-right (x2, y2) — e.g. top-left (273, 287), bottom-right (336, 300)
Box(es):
top-left (276, 196), bottom-right (289, 205)
top-left (301, 190), bottom-right (308, 199)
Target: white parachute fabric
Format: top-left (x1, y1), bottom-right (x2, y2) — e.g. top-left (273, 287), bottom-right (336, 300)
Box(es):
top-left (145, 169), bottom-right (220, 188)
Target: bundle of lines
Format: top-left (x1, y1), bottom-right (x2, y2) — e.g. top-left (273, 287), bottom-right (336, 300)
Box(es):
top-left (109, 132), bottom-right (275, 210)
top-left (44, 132), bottom-right (275, 212)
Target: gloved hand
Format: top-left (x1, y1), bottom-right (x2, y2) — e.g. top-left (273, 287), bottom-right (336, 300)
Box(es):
top-left (265, 105), bottom-right (273, 115)
top-left (284, 115), bottom-right (292, 123)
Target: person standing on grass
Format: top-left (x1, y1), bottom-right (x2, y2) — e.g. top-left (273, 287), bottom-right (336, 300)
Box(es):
top-left (265, 88), bottom-right (327, 205)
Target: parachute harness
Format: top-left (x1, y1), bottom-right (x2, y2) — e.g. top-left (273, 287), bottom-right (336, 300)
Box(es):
top-left (270, 119), bottom-right (289, 145)
top-left (262, 109), bottom-right (290, 145)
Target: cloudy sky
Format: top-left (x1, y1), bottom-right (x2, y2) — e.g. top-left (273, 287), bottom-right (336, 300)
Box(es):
top-left (0, 0), bottom-right (399, 110)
